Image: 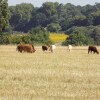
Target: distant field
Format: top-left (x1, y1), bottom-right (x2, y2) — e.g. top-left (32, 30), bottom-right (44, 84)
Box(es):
top-left (0, 45), bottom-right (100, 100)
top-left (49, 33), bottom-right (67, 43)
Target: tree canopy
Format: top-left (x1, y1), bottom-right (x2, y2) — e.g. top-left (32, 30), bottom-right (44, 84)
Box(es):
top-left (8, 2), bottom-right (100, 33)
top-left (0, 0), bottom-right (9, 32)
top-left (1, 2), bottom-right (100, 45)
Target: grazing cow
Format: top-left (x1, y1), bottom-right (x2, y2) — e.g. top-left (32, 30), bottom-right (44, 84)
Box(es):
top-left (16, 44), bottom-right (36, 53)
top-left (88, 46), bottom-right (99, 54)
top-left (50, 45), bottom-right (56, 53)
top-left (42, 44), bottom-right (56, 53)
top-left (68, 45), bottom-right (72, 52)
top-left (16, 44), bottom-right (22, 53)
top-left (31, 44), bottom-right (36, 52)
top-left (42, 45), bottom-right (48, 51)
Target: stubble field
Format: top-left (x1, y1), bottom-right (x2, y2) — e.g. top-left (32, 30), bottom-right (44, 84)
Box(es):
top-left (0, 45), bottom-right (100, 100)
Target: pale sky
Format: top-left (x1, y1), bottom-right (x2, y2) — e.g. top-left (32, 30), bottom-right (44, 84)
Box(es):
top-left (8, 0), bottom-right (100, 7)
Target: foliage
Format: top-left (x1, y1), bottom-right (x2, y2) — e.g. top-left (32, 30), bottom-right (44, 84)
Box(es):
top-left (66, 32), bottom-right (93, 46)
top-left (63, 26), bottom-right (100, 45)
top-left (0, 32), bottom-right (9, 44)
top-left (1, 2), bottom-right (100, 45)
top-left (8, 2), bottom-right (100, 33)
top-left (30, 26), bottom-right (52, 44)
top-left (0, 0), bottom-right (9, 32)
top-left (9, 3), bottom-right (34, 32)
top-left (91, 27), bottom-right (100, 45)
top-left (47, 23), bottom-right (61, 32)
top-left (0, 27), bottom-right (53, 44)
top-left (9, 35), bottom-right (23, 44)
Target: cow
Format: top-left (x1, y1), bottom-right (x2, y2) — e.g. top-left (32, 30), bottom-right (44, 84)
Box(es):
top-left (88, 46), bottom-right (99, 54)
top-left (68, 45), bottom-right (72, 52)
top-left (42, 44), bottom-right (56, 53)
top-left (16, 44), bottom-right (23, 53)
top-left (49, 45), bottom-right (56, 53)
top-left (42, 45), bottom-right (48, 51)
top-left (16, 44), bottom-right (36, 53)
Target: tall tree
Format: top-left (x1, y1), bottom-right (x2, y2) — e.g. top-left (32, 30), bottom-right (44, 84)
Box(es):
top-left (0, 0), bottom-right (9, 32)
top-left (9, 3), bottom-right (34, 32)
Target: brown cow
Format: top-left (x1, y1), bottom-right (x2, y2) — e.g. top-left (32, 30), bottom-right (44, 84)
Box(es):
top-left (16, 44), bottom-right (23, 53)
top-left (42, 45), bottom-right (48, 51)
top-left (16, 44), bottom-right (36, 53)
top-left (88, 46), bottom-right (99, 54)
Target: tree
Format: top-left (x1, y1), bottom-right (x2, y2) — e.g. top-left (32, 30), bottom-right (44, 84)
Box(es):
top-left (30, 26), bottom-right (52, 44)
top-left (9, 3), bottom-right (34, 32)
top-left (47, 23), bottom-right (61, 32)
top-left (92, 11), bottom-right (100, 25)
top-left (64, 27), bottom-right (94, 45)
top-left (41, 2), bottom-right (58, 17)
top-left (59, 3), bottom-right (87, 30)
top-left (66, 32), bottom-right (93, 45)
top-left (0, 0), bottom-right (9, 32)
top-left (91, 28), bottom-right (100, 45)
top-left (33, 13), bottom-right (47, 27)
top-left (8, 2), bottom-right (100, 34)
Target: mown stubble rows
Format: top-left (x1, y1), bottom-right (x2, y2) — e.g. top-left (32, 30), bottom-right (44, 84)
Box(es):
top-left (0, 45), bottom-right (100, 100)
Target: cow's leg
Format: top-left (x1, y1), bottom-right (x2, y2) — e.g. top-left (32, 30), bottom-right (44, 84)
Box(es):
top-left (88, 50), bottom-right (90, 54)
top-left (93, 51), bottom-right (95, 54)
top-left (19, 50), bottom-right (22, 53)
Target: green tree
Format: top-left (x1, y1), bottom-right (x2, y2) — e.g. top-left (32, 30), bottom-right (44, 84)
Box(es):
top-left (64, 27), bottom-right (94, 45)
top-left (92, 11), bottom-right (100, 25)
top-left (41, 2), bottom-right (58, 17)
top-left (66, 32), bottom-right (93, 46)
top-left (9, 3), bottom-right (34, 32)
top-left (0, 0), bottom-right (9, 32)
top-left (33, 13), bottom-right (47, 26)
top-left (91, 28), bottom-right (100, 45)
top-left (30, 26), bottom-right (52, 44)
top-left (47, 23), bottom-right (61, 32)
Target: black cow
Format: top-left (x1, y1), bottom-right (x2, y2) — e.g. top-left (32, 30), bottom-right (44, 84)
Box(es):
top-left (88, 46), bottom-right (99, 54)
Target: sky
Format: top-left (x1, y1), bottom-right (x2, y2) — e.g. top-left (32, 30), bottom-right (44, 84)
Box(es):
top-left (8, 0), bottom-right (100, 7)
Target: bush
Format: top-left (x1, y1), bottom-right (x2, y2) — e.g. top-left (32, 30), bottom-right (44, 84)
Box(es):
top-left (63, 31), bottom-right (93, 46)
top-left (30, 26), bottom-right (52, 44)
top-left (0, 33), bottom-right (10, 44)
top-left (47, 23), bottom-right (61, 32)
top-left (0, 27), bottom-right (53, 45)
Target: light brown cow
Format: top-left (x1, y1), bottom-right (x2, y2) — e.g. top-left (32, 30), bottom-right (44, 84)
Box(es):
top-left (16, 44), bottom-right (36, 53)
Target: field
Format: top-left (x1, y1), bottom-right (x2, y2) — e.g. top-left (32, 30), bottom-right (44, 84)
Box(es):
top-left (49, 33), bottom-right (67, 43)
top-left (0, 45), bottom-right (100, 100)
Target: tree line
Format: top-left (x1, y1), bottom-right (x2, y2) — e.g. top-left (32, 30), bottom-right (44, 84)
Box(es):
top-left (8, 2), bottom-right (100, 33)
top-left (0, 0), bottom-right (100, 45)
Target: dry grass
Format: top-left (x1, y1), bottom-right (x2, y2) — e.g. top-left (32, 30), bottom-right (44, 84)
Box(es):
top-left (0, 45), bottom-right (100, 100)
